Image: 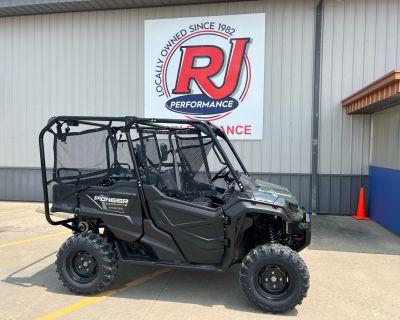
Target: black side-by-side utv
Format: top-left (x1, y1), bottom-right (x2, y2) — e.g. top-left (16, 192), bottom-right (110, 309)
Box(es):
top-left (39, 116), bottom-right (311, 313)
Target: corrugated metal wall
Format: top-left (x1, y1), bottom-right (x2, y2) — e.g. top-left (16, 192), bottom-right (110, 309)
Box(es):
top-left (371, 105), bottom-right (400, 170)
top-left (317, 0), bottom-right (400, 213)
top-left (0, 0), bottom-right (316, 206)
top-left (0, 0), bottom-right (315, 173)
top-left (4, 0), bottom-right (397, 214)
top-left (0, 0), bottom-right (236, 17)
top-left (320, 0), bottom-right (400, 175)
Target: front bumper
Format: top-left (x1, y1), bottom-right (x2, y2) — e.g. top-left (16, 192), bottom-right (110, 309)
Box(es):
top-left (287, 211), bottom-right (311, 252)
top-left (299, 212), bottom-right (311, 251)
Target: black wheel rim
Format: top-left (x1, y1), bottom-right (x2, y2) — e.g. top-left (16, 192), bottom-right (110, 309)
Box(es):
top-left (254, 264), bottom-right (294, 300)
top-left (67, 250), bottom-right (98, 284)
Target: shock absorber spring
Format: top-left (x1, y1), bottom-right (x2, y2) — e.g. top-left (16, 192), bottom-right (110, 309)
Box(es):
top-left (268, 223), bottom-right (276, 243)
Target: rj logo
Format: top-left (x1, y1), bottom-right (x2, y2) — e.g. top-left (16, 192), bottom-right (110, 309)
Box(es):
top-left (172, 38), bottom-right (250, 100)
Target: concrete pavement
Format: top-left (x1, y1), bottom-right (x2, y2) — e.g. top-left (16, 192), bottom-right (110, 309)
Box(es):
top-left (0, 201), bottom-right (399, 320)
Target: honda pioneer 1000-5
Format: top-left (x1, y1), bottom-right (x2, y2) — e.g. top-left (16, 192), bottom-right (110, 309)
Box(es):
top-left (39, 116), bottom-right (311, 313)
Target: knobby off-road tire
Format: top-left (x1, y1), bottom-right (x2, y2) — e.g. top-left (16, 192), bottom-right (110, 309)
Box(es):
top-left (240, 243), bottom-right (309, 313)
top-left (56, 232), bottom-right (117, 295)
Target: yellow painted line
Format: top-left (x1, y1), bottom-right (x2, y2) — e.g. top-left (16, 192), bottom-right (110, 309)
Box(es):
top-left (0, 231), bottom-right (70, 248)
top-left (37, 268), bottom-right (171, 320)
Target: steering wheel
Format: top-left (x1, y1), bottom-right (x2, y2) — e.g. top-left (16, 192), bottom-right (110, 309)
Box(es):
top-left (209, 166), bottom-right (236, 203)
top-left (222, 179), bottom-right (236, 197)
top-left (211, 165), bottom-right (229, 182)
top-left (211, 166), bottom-right (236, 194)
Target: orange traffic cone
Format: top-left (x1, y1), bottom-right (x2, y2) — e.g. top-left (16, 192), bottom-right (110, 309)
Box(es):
top-left (352, 187), bottom-right (370, 220)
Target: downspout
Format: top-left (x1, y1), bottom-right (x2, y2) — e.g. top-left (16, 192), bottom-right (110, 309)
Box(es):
top-left (311, 0), bottom-right (323, 213)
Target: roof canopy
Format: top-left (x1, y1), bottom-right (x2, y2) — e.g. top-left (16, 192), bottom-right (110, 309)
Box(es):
top-left (0, 0), bottom-right (233, 17)
top-left (342, 69), bottom-right (400, 114)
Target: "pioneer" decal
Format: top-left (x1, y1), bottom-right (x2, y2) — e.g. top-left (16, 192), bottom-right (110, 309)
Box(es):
top-left (93, 195), bottom-right (129, 204)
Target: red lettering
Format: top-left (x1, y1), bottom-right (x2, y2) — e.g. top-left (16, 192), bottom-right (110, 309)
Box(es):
top-left (226, 125), bottom-right (235, 135)
top-left (235, 125), bottom-right (243, 134)
top-left (218, 125), bottom-right (252, 135)
top-left (244, 125), bottom-right (251, 135)
top-left (173, 46), bottom-right (223, 95)
top-left (173, 38), bottom-right (250, 100)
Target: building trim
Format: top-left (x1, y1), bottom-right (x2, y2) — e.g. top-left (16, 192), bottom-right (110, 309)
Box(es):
top-left (342, 69), bottom-right (400, 114)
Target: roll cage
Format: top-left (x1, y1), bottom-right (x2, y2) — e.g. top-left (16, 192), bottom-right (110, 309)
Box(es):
top-left (39, 116), bottom-right (249, 230)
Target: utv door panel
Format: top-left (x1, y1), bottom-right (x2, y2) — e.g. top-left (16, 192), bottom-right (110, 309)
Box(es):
top-left (143, 185), bottom-right (225, 264)
top-left (141, 219), bottom-right (185, 261)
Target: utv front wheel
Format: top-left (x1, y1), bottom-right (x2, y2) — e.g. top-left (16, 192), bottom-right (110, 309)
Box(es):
top-left (240, 244), bottom-right (309, 313)
top-left (56, 232), bottom-right (117, 295)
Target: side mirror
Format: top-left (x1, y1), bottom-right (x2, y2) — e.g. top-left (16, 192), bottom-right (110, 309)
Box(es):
top-left (160, 143), bottom-right (168, 162)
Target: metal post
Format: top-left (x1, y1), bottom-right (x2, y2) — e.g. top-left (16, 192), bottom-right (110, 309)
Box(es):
top-left (311, 0), bottom-right (323, 213)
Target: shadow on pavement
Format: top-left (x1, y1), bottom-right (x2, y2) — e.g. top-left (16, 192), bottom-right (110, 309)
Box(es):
top-left (3, 256), bottom-right (298, 316)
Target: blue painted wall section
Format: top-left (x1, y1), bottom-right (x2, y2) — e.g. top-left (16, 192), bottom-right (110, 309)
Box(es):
top-left (369, 166), bottom-right (400, 236)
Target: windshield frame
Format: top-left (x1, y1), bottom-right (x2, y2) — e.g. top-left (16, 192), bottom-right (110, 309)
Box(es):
top-left (125, 118), bottom-right (249, 191)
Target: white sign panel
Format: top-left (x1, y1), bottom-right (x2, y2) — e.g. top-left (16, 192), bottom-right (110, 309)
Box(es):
top-left (145, 13), bottom-right (265, 139)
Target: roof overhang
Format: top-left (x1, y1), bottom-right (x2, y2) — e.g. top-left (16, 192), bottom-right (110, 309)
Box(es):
top-left (342, 69), bottom-right (400, 114)
top-left (0, 0), bottom-right (237, 17)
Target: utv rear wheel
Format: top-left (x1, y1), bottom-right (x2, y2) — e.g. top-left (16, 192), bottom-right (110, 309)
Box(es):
top-left (240, 244), bottom-right (309, 313)
top-left (56, 232), bottom-right (117, 295)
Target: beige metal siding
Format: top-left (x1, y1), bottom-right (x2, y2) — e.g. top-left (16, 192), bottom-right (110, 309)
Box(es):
top-left (319, 0), bottom-right (400, 175)
top-left (371, 105), bottom-right (400, 170)
top-left (0, 0), bottom-right (315, 175)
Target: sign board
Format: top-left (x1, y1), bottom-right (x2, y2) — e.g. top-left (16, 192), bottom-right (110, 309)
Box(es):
top-left (144, 13), bottom-right (265, 139)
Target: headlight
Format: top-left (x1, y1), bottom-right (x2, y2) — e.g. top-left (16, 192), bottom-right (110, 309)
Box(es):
top-left (288, 202), bottom-right (299, 212)
top-left (287, 202), bottom-right (303, 221)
